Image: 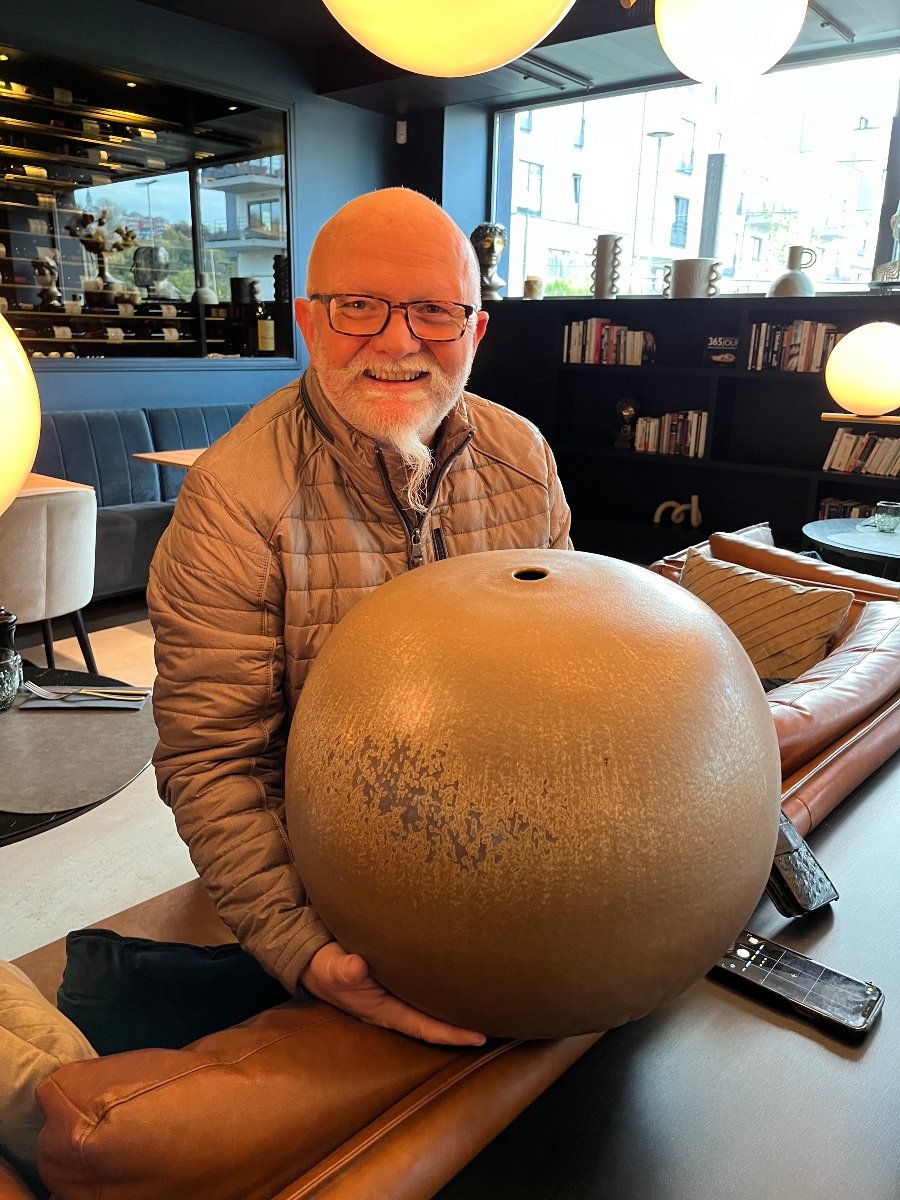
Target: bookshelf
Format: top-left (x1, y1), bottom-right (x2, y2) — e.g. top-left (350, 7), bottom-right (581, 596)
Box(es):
top-left (466, 293), bottom-right (900, 561)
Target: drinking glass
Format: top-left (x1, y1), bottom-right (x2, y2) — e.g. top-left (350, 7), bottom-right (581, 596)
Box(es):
top-left (874, 501), bottom-right (900, 534)
top-left (0, 649), bottom-right (21, 712)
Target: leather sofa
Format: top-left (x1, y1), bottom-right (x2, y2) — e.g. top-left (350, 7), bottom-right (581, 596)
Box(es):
top-left (650, 522), bottom-right (900, 834)
top-left (32, 405), bottom-right (251, 601)
top-left (5, 880), bottom-right (600, 1200)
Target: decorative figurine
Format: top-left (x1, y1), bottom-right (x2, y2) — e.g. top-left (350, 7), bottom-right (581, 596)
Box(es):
top-left (31, 256), bottom-right (63, 309)
top-left (615, 397), bottom-right (640, 449)
top-left (131, 245), bottom-right (183, 299)
top-left (470, 221), bottom-right (507, 302)
top-left (65, 209), bottom-right (121, 289)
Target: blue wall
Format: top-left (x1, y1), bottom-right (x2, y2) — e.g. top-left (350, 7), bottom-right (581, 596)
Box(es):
top-left (9, 0), bottom-right (396, 412)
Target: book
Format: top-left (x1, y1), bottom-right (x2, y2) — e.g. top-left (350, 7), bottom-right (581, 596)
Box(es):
top-left (702, 334), bottom-right (739, 367)
top-left (831, 432), bottom-right (861, 473)
top-left (822, 427), bottom-right (852, 472)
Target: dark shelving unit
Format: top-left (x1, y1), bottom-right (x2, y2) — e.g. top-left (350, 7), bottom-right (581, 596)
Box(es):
top-left (467, 293), bottom-right (900, 561)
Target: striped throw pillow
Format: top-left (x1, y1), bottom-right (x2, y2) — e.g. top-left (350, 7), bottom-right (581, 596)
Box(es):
top-left (678, 548), bottom-right (853, 681)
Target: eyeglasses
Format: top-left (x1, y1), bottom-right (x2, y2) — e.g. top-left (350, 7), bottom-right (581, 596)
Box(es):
top-left (310, 293), bottom-right (476, 342)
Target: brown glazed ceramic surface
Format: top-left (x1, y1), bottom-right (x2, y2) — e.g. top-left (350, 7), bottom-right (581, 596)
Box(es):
top-left (285, 550), bottom-right (781, 1039)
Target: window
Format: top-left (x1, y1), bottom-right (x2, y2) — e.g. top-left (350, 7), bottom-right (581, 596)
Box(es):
top-left (247, 198), bottom-right (283, 235)
top-left (495, 52), bottom-right (898, 297)
top-left (519, 110), bottom-right (533, 132)
top-left (574, 104), bottom-right (586, 148)
top-left (671, 197), bottom-right (689, 247)
top-left (677, 119), bottom-right (696, 174)
top-left (516, 160), bottom-right (543, 216)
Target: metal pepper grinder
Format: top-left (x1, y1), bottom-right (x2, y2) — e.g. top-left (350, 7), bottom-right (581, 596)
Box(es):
top-left (0, 606), bottom-right (23, 687)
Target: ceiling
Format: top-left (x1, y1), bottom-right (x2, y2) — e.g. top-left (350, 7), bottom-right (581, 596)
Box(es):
top-left (136, 0), bottom-right (900, 116)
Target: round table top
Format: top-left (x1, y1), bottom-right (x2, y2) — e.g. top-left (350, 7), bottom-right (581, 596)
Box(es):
top-left (802, 517), bottom-right (900, 562)
top-left (0, 667), bottom-right (157, 844)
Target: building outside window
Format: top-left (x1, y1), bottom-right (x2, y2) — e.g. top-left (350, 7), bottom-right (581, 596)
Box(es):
top-left (671, 197), bottom-right (689, 247)
top-left (495, 52), bottom-right (898, 296)
top-left (516, 160), bottom-right (544, 217)
top-left (677, 119), bottom-right (696, 174)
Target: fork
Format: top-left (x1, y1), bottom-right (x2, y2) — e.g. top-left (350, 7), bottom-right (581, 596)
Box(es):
top-left (22, 679), bottom-right (151, 702)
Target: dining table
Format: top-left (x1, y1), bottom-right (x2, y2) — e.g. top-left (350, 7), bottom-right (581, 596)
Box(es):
top-left (132, 448), bottom-right (204, 469)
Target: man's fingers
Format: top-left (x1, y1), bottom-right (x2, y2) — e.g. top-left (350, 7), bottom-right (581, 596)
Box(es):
top-left (336, 952), bottom-right (369, 985)
top-left (363, 992), bottom-right (486, 1047)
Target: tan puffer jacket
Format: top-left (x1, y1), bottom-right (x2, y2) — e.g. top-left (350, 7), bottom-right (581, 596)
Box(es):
top-left (148, 369), bottom-right (571, 992)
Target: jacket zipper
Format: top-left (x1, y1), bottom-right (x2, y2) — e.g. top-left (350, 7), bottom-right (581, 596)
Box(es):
top-left (375, 432), bottom-right (473, 569)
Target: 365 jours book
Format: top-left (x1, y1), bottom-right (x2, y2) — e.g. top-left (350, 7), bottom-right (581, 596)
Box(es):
top-left (701, 334), bottom-right (739, 367)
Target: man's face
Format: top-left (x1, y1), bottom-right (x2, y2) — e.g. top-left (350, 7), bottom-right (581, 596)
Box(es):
top-left (295, 226), bottom-right (488, 448)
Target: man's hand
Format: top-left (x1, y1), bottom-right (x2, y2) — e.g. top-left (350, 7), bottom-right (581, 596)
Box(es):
top-left (301, 941), bottom-right (486, 1047)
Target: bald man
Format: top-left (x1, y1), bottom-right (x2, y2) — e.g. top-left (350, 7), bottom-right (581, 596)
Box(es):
top-left (149, 188), bottom-right (570, 1044)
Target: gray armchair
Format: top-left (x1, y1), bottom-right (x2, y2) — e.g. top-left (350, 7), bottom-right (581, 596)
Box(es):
top-left (0, 488), bottom-right (98, 672)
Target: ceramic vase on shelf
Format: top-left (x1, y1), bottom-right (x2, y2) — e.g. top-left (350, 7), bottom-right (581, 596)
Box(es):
top-left (191, 273), bottom-right (218, 308)
top-left (592, 234), bottom-right (622, 299)
top-left (767, 245), bottom-right (817, 297)
top-left (663, 258), bottom-right (720, 298)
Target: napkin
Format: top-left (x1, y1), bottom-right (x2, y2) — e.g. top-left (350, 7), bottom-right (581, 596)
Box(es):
top-left (20, 691), bottom-right (149, 712)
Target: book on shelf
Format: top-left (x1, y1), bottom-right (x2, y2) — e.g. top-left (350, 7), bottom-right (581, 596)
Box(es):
top-left (822, 426), bottom-right (900, 477)
top-left (701, 334), bottom-right (739, 367)
top-left (562, 318), bottom-right (656, 366)
top-left (632, 408), bottom-right (706, 457)
top-left (747, 320), bottom-right (839, 372)
top-left (817, 497), bottom-right (875, 520)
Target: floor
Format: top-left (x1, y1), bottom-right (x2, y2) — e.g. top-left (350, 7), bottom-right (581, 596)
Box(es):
top-left (0, 600), bottom-right (197, 961)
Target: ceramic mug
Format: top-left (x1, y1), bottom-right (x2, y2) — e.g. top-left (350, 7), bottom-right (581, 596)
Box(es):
top-left (663, 258), bottom-right (721, 298)
top-left (787, 245), bottom-right (817, 271)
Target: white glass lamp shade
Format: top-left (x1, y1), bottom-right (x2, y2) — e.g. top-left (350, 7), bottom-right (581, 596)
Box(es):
top-left (321, 0), bottom-right (576, 77)
top-left (0, 314), bottom-right (40, 518)
top-left (825, 322), bottom-right (900, 418)
top-left (655, 0), bottom-right (807, 85)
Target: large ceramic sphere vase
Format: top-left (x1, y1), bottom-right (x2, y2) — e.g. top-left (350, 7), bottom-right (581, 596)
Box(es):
top-left (285, 550), bottom-right (781, 1039)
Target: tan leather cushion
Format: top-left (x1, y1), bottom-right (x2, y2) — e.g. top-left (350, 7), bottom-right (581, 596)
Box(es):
top-left (708, 531), bottom-right (900, 602)
top-left (679, 548), bottom-right (853, 680)
top-left (0, 961), bottom-right (96, 1193)
top-left (650, 522), bottom-right (775, 582)
top-left (36, 1001), bottom-right (463, 1200)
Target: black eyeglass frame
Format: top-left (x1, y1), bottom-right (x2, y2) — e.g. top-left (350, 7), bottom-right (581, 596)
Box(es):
top-left (309, 293), bottom-right (477, 342)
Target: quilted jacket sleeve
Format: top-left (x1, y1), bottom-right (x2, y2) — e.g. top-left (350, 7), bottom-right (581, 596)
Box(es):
top-left (147, 466), bottom-right (333, 993)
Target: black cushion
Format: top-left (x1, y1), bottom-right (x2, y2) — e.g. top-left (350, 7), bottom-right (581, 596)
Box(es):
top-left (57, 928), bottom-right (294, 1055)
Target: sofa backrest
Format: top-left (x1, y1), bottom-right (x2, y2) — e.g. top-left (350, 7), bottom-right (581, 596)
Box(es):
top-left (33, 404), bottom-right (255, 508)
top-left (33, 410), bottom-right (161, 506)
top-left (144, 404), bottom-right (252, 500)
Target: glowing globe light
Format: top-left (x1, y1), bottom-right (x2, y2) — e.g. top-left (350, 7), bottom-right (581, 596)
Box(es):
top-left (0, 313), bottom-right (41, 517)
top-left (321, 0), bottom-right (576, 78)
top-left (825, 322), bottom-right (900, 418)
top-left (655, 0), bottom-right (808, 85)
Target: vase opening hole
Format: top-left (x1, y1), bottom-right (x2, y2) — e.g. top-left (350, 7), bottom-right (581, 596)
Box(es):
top-left (512, 568), bottom-right (549, 582)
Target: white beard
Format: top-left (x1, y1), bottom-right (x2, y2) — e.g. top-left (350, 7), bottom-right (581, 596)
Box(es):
top-left (314, 339), bottom-right (474, 513)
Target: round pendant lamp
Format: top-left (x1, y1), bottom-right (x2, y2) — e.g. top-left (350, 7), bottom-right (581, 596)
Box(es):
top-left (0, 314), bottom-right (41, 517)
top-left (655, 0), bottom-right (808, 85)
top-left (321, 0), bottom-right (577, 77)
top-left (825, 322), bottom-right (900, 418)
